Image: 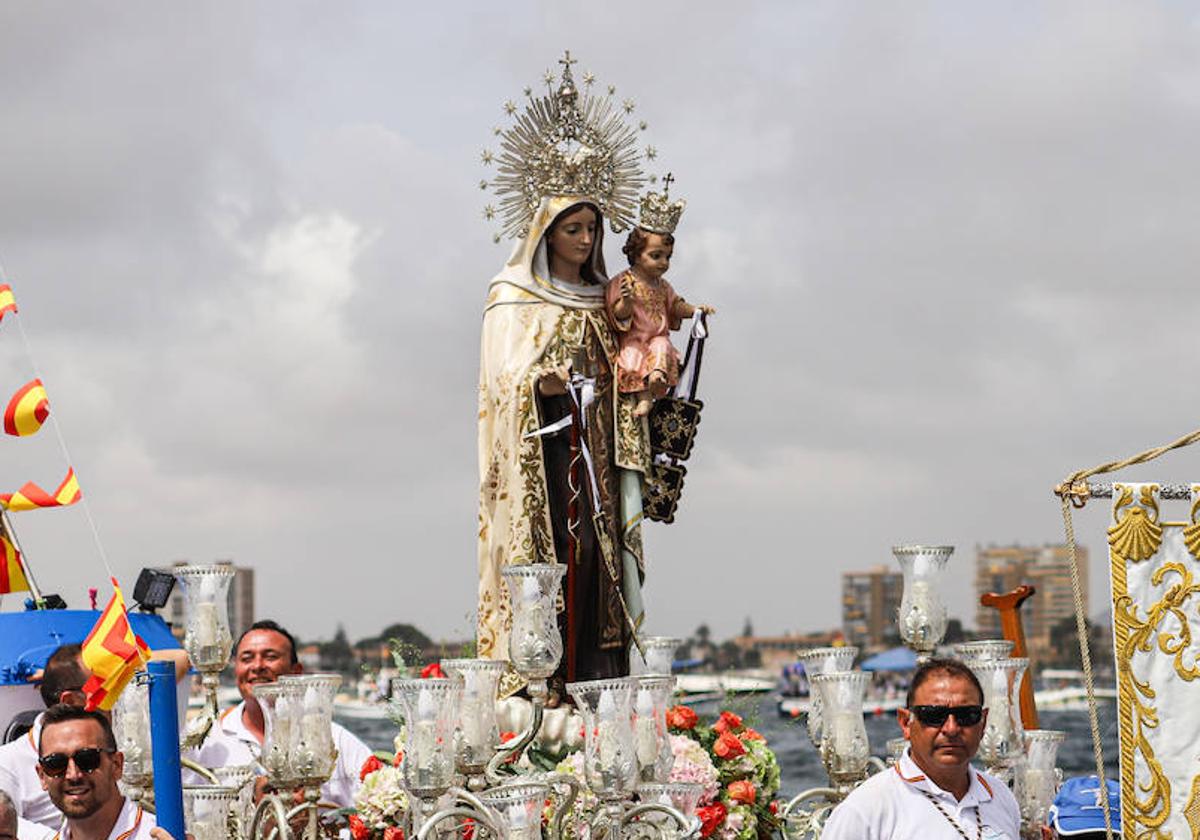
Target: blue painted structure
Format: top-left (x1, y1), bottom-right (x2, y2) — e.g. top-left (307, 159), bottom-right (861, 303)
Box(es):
top-left (0, 609), bottom-right (182, 686)
top-left (860, 646), bottom-right (918, 672)
top-left (149, 660), bottom-right (186, 840)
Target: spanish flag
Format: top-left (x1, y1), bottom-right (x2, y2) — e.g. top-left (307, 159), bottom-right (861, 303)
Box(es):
top-left (3, 379), bottom-right (50, 437)
top-left (0, 469), bottom-right (81, 511)
top-left (0, 285), bottom-right (15, 323)
top-left (81, 578), bottom-right (149, 711)
top-left (0, 533), bottom-right (28, 594)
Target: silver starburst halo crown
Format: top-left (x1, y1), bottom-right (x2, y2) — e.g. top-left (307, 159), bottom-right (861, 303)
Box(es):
top-left (637, 172), bottom-right (686, 235)
top-left (480, 51), bottom-right (652, 241)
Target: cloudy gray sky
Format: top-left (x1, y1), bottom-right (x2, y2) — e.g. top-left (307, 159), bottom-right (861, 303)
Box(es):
top-left (0, 2), bottom-right (1196, 646)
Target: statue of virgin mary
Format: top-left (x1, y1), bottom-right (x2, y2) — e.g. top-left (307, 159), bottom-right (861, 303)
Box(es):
top-left (477, 193), bottom-right (649, 694)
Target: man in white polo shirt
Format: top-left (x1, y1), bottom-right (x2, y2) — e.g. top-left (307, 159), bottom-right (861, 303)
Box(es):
top-left (187, 620), bottom-right (371, 808)
top-left (822, 657), bottom-right (1020, 840)
top-left (35, 705), bottom-right (161, 840)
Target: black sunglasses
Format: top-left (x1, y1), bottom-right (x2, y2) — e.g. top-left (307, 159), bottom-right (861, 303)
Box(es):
top-left (38, 747), bottom-right (115, 777)
top-left (909, 704), bottom-right (985, 728)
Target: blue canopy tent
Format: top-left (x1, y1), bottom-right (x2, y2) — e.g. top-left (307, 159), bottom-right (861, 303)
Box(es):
top-left (0, 610), bottom-right (181, 686)
top-left (860, 646), bottom-right (918, 672)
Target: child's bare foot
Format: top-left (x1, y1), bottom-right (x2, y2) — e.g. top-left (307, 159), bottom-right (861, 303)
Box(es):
top-left (634, 396), bottom-right (654, 417)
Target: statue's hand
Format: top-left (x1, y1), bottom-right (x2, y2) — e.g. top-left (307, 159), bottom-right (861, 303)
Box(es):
top-left (537, 365), bottom-right (571, 396)
top-left (697, 304), bottom-right (716, 315)
top-left (620, 273), bottom-right (636, 302)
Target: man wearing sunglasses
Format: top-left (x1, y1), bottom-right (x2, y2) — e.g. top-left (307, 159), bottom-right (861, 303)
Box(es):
top-left (822, 658), bottom-right (1021, 839)
top-left (0, 645), bottom-right (189, 834)
top-left (33, 705), bottom-right (164, 840)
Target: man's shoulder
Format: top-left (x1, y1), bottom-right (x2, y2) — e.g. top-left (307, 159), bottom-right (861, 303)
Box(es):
top-left (976, 767), bottom-right (1020, 812)
top-left (826, 768), bottom-right (904, 818)
top-left (0, 729), bottom-right (34, 761)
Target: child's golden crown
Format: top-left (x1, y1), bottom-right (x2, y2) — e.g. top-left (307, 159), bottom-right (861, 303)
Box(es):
top-left (638, 173), bottom-right (686, 235)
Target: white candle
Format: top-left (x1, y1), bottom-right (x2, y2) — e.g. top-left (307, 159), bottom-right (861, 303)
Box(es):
top-left (597, 689), bottom-right (619, 773)
top-left (460, 674), bottom-right (486, 755)
top-left (414, 688), bottom-right (438, 771)
top-left (634, 689), bottom-right (658, 768)
top-left (506, 802), bottom-right (534, 840)
top-left (194, 602), bottom-right (220, 648)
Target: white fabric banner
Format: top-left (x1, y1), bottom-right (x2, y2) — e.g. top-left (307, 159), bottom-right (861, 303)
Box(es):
top-left (1109, 482), bottom-right (1200, 838)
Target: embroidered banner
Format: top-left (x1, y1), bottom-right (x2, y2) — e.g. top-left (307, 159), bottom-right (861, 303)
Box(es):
top-left (1109, 482), bottom-right (1200, 837)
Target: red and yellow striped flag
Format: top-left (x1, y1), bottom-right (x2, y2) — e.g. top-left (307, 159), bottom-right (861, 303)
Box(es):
top-left (3, 379), bottom-right (50, 436)
top-left (0, 285), bottom-right (16, 322)
top-left (81, 578), bottom-right (149, 711)
top-left (0, 469), bottom-right (81, 511)
top-left (0, 533), bottom-right (28, 594)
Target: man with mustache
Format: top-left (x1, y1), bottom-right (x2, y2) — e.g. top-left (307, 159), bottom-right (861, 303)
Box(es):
top-left (188, 620), bottom-right (371, 808)
top-left (822, 658), bottom-right (1020, 839)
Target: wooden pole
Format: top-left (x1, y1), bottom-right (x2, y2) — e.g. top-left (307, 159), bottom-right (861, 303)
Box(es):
top-left (980, 584), bottom-right (1039, 730)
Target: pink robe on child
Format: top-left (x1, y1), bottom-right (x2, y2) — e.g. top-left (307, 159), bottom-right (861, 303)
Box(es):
top-left (605, 269), bottom-right (685, 394)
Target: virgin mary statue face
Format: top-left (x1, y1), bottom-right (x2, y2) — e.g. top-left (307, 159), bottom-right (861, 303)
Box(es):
top-left (546, 205), bottom-right (597, 278)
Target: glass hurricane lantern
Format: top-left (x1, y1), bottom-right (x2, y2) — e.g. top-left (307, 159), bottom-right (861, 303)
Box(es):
top-left (892, 545), bottom-right (953, 661)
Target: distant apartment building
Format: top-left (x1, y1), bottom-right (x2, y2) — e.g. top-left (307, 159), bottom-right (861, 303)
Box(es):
top-left (974, 544), bottom-right (1087, 664)
top-left (164, 560), bottom-right (256, 643)
top-left (841, 566), bottom-right (904, 649)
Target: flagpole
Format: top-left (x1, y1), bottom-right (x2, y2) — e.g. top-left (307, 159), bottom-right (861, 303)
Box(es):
top-left (0, 508), bottom-right (44, 604)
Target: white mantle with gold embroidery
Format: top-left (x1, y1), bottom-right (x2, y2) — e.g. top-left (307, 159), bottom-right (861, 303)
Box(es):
top-left (1108, 482), bottom-right (1200, 838)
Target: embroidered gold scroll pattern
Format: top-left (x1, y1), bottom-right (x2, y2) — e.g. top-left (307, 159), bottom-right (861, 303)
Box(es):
top-left (1109, 483), bottom-right (1171, 838)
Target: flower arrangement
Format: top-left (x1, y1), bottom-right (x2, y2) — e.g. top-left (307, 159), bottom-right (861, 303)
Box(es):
top-left (667, 708), bottom-right (781, 840)
top-left (350, 754), bottom-right (409, 840)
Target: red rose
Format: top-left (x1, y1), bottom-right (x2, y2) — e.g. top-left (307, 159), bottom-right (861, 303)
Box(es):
top-left (696, 802), bottom-right (727, 838)
top-left (348, 815), bottom-right (370, 840)
top-left (420, 662), bottom-right (446, 679)
top-left (382, 828), bottom-right (405, 840)
top-left (768, 800), bottom-right (779, 816)
top-left (741, 727), bottom-right (764, 742)
top-left (666, 705), bottom-right (699, 730)
top-left (713, 731), bottom-right (746, 760)
top-left (359, 755), bottom-right (384, 781)
top-left (713, 711), bottom-right (743, 734)
top-left (727, 780), bottom-right (756, 805)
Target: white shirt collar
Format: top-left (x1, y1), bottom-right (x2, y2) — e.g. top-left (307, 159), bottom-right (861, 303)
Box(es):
top-left (219, 701), bottom-right (258, 745)
top-left (895, 747), bottom-right (995, 807)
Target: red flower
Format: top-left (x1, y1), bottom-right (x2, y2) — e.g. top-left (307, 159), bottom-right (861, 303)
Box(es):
top-left (420, 662), bottom-right (446, 679)
top-left (498, 731), bottom-right (520, 764)
top-left (348, 815), bottom-right (370, 840)
top-left (713, 731), bottom-right (746, 760)
top-left (392, 749), bottom-right (404, 767)
top-left (359, 755), bottom-right (384, 781)
top-left (768, 800), bottom-right (779, 816)
top-left (696, 802), bottom-right (727, 838)
top-left (666, 705), bottom-right (699, 730)
top-left (462, 818), bottom-right (475, 840)
top-left (382, 828), bottom-right (404, 840)
top-left (713, 711), bottom-right (743, 734)
top-left (741, 727), bottom-right (764, 742)
top-left (727, 780), bottom-right (756, 805)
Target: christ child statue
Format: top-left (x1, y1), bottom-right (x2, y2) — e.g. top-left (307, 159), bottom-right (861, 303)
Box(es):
top-left (606, 180), bottom-right (714, 417)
